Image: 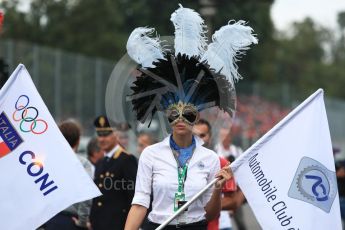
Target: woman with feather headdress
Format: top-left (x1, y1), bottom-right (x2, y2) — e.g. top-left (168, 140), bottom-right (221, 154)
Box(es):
top-left (124, 5), bottom-right (257, 230)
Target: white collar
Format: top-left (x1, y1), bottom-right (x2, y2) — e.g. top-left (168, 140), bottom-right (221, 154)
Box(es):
top-left (162, 134), bottom-right (204, 147)
top-left (105, 144), bottom-right (120, 158)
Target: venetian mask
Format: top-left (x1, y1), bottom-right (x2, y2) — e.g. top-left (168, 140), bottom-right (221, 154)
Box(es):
top-left (166, 101), bottom-right (198, 126)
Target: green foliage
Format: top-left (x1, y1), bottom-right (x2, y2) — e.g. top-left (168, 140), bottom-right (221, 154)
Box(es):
top-left (213, 0), bottom-right (275, 82)
top-left (275, 19), bottom-right (325, 85)
top-left (1, 0), bottom-right (200, 60)
top-left (2, 1), bottom-right (345, 99)
top-left (274, 16), bottom-right (345, 99)
top-left (338, 11), bottom-right (345, 30)
top-left (1, 0), bottom-right (271, 65)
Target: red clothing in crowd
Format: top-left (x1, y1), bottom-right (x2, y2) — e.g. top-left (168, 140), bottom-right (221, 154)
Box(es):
top-left (0, 12), bottom-right (4, 33)
top-left (207, 156), bottom-right (237, 230)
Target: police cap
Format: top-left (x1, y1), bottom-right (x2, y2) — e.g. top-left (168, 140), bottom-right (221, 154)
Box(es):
top-left (94, 115), bottom-right (114, 136)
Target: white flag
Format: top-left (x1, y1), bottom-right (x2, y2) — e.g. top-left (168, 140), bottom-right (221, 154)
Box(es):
top-left (0, 64), bottom-right (101, 230)
top-left (231, 89), bottom-right (342, 230)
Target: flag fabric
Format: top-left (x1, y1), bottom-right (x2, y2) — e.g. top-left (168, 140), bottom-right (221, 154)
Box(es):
top-left (0, 64), bottom-right (101, 230)
top-left (231, 89), bottom-right (342, 230)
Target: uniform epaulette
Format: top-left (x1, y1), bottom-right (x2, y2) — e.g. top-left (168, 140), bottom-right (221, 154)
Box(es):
top-left (113, 146), bottom-right (129, 159)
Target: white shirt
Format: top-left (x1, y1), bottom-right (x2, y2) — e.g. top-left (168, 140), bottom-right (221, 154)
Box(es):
top-left (132, 135), bottom-right (220, 225)
top-left (105, 144), bottom-right (120, 158)
top-left (215, 143), bottom-right (243, 159)
top-left (77, 154), bottom-right (95, 179)
top-left (219, 210), bottom-right (232, 228)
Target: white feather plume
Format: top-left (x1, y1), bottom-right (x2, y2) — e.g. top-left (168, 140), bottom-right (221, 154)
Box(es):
top-left (170, 4), bottom-right (207, 58)
top-left (126, 27), bottom-right (165, 68)
top-left (201, 20), bottom-right (258, 86)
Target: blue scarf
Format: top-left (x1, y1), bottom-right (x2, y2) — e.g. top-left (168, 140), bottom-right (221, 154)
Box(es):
top-left (170, 135), bottom-right (196, 167)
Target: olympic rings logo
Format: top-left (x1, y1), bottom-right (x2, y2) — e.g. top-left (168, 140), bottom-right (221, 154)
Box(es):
top-left (12, 95), bottom-right (48, 135)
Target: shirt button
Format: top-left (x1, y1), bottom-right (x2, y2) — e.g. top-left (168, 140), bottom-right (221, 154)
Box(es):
top-left (111, 173), bottom-right (114, 177)
top-left (105, 172), bottom-right (110, 176)
top-left (98, 183), bottom-right (103, 188)
top-left (97, 202), bottom-right (102, 207)
top-left (100, 174), bottom-right (104, 178)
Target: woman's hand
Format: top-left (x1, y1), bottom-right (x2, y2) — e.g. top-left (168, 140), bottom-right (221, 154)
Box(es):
top-left (205, 163), bottom-right (233, 220)
top-left (215, 164), bottom-right (232, 189)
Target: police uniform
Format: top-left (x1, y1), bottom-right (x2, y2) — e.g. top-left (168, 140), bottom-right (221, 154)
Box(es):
top-left (90, 116), bottom-right (138, 230)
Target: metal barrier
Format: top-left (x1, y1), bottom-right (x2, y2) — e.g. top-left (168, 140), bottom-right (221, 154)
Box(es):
top-left (1, 39), bottom-right (344, 156)
top-left (0, 39), bottom-right (114, 135)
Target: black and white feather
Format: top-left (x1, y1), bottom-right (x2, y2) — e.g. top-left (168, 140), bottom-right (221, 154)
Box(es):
top-left (126, 5), bottom-right (257, 125)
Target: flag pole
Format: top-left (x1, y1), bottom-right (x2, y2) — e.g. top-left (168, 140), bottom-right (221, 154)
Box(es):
top-left (155, 177), bottom-right (219, 230)
top-left (157, 89), bottom-right (325, 229)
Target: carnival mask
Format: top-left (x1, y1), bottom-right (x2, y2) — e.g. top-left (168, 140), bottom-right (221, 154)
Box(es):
top-left (166, 101), bottom-right (198, 126)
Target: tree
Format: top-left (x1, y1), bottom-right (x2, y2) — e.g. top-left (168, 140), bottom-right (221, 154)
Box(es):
top-left (332, 11), bottom-right (345, 64)
top-left (1, 0), bottom-right (195, 60)
top-left (274, 18), bottom-right (333, 98)
top-left (1, 0), bottom-right (274, 73)
top-left (0, 1), bottom-right (37, 42)
top-left (326, 11), bottom-right (345, 98)
top-left (212, 0), bottom-right (276, 83)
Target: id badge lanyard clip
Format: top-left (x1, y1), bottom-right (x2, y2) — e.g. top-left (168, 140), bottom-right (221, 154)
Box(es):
top-left (172, 148), bottom-right (192, 212)
top-left (174, 164), bottom-right (188, 212)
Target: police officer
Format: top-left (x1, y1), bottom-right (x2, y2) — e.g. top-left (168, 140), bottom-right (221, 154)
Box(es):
top-left (90, 115), bottom-right (138, 230)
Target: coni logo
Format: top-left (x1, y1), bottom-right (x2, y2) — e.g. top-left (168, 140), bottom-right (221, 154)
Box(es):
top-left (288, 157), bottom-right (337, 213)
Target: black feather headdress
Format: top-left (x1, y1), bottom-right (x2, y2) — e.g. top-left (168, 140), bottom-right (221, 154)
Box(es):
top-left (126, 5), bottom-right (257, 125)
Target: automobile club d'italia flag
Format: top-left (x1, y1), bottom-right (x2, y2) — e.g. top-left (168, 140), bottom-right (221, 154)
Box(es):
top-left (0, 64), bottom-right (101, 230)
top-left (231, 89), bottom-right (342, 229)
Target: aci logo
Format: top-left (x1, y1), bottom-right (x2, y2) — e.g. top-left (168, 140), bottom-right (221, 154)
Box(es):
top-left (288, 157), bottom-right (337, 213)
top-left (0, 112), bottom-right (23, 158)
